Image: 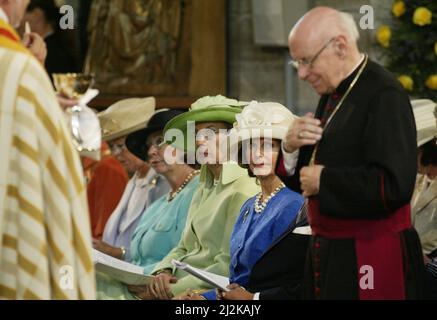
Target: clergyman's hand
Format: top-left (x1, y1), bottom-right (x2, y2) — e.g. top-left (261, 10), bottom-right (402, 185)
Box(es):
top-left (300, 165), bottom-right (325, 197)
top-left (283, 113), bottom-right (323, 153)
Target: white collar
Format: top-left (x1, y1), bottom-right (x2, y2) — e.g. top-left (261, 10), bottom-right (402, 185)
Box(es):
top-left (0, 7), bottom-right (9, 23)
top-left (345, 53), bottom-right (365, 78)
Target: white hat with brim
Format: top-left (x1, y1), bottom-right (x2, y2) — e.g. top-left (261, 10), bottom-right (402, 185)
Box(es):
top-left (411, 99), bottom-right (437, 147)
top-left (98, 97), bottom-right (156, 142)
top-left (232, 101), bottom-right (298, 143)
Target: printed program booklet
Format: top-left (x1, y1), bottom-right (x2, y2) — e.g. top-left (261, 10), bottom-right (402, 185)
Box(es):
top-left (93, 249), bottom-right (153, 286)
top-left (172, 259), bottom-right (230, 291)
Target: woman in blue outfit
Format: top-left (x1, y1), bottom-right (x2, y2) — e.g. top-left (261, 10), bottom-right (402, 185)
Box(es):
top-left (182, 101), bottom-right (309, 300)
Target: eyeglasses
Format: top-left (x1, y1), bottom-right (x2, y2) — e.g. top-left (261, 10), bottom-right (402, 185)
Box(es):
top-left (290, 37), bottom-right (337, 70)
top-left (195, 126), bottom-right (228, 140)
top-left (146, 136), bottom-right (165, 150)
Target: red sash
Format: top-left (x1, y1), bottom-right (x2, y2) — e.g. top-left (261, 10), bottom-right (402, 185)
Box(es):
top-left (308, 199), bottom-right (411, 300)
top-left (0, 26), bottom-right (19, 43)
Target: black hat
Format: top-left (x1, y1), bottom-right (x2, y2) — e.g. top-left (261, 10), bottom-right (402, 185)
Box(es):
top-left (126, 109), bottom-right (185, 161)
top-left (27, 0), bottom-right (60, 27)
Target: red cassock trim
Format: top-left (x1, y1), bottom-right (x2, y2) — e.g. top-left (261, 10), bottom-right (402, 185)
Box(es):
top-left (276, 156), bottom-right (288, 177)
top-left (308, 199), bottom-right (411, 300)
top-left (380, 171), bottom-right (390, 212)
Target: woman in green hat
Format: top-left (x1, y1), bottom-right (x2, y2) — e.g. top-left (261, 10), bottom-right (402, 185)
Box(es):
top-left (128, 95), bottom-right (261, 300)
top-left (181, 101), bottom-right (308, 301)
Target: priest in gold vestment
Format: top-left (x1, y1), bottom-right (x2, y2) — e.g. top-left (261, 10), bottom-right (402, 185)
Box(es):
top-left (0, 0), bottom-right (95, 300)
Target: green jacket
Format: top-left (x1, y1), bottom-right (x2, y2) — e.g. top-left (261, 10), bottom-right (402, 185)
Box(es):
top-left (153, 162), bottom-right (260, 296)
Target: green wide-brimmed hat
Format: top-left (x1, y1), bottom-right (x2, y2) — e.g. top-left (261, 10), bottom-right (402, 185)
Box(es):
top-left (163, 95), bottom-right (248, 151)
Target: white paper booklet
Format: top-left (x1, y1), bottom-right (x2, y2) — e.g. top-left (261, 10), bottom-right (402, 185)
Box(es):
top-left (171, 259), bottom-right (230, 292)
top-left (93, 249), bottom-right (153, 286)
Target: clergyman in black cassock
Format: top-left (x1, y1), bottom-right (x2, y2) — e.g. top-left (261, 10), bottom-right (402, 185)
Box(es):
top-left (278, 7), bottom-right (425, 300)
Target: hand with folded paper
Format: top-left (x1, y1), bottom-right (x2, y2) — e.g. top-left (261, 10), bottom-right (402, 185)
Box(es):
top-left (171, 259), bottom-right (229, 292)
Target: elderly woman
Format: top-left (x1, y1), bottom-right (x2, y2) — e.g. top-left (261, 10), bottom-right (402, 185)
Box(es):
top-left (96, 109), bottom-right (200, 300)
top-left (128, 95), bottom-right (261, 300)
top-left (183, 101), bottom-right (308, 300)
top-left (93, 98), bottom-right (170, 260)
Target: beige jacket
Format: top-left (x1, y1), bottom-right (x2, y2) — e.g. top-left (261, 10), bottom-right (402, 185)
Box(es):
top-left (412, 176), bottom-right (437, 255)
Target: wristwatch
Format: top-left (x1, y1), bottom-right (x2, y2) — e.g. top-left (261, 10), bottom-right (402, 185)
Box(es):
top-left (153, 268), bottom-right (172, 276)
top-left (120, 246), bottom-right (126, 260)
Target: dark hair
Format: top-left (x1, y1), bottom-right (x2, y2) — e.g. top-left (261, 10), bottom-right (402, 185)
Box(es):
top-left (27, 0), bottom-right (60, 29)
top-left (224, 123), bottom-right (233, 130)
top-left (419, 138), bottom-right (437, 167)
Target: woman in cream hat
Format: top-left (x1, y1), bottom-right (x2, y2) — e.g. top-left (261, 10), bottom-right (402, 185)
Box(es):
top-left (184, 101), bottom-right (308, 300)
top-left (98, 97), bottom-right (156, 175)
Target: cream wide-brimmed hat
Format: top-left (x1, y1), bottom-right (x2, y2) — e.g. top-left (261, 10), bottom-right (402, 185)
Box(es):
top-left (232, 100), bottom-right (299, 142)
top-left (98, 97), bottom-right (156, 142)
top-left (411, 99), bottom-right (437, 147)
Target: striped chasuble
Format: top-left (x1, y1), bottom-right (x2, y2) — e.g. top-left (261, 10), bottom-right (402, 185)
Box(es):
top-left (0, 19), bottom-right (96, 300)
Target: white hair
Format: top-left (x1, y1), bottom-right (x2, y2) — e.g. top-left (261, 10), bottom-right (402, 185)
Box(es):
top-left (338, 12), bottom-right (360, 42)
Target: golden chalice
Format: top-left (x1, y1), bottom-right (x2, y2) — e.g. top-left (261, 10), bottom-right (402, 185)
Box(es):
top-left (53, 73), bottom-right (94, 100)
top-left (52, 73), bottom-right (101, 158)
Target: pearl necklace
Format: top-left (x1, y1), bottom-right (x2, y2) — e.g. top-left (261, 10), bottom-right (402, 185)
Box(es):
top-left (254, 183), bottom-right (286, 214)
top-left (167, 170), bottom-right (200, 202)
